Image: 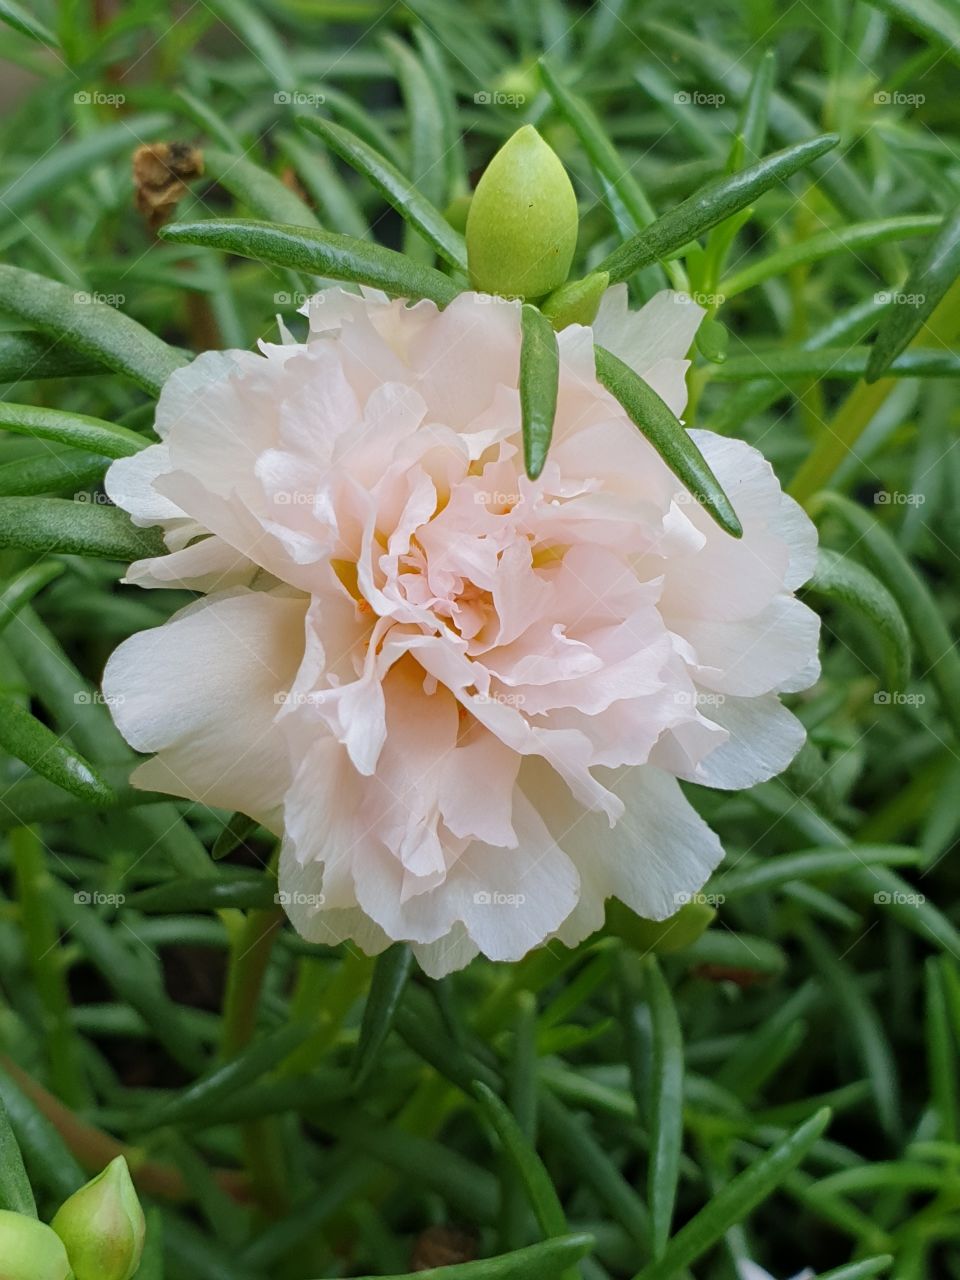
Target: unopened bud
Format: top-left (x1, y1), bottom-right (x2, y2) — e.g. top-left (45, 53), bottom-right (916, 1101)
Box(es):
top-left (0, 1210), bottom-right (72, 1280)
top-left (51, 1156), bottom-right (145, 1280)
top-left (466, 125), bottom-right (578, 300)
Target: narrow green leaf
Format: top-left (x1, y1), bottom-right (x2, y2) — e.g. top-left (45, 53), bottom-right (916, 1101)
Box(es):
top-left (278, 132), bottom-right (370, 241)
top-left (135, 1023), bottom-right (310, 1131)
top-left (0, 1097), bottom-right (36, 1216)
top-left (815, 1258), bottom-right (893, 1280)
top-left (926, 957), bottom-right (958, 1141)
top-left (520, 304), bottom-right (560, 480)
top-left (540, 1092), bottom-right (649, 1249)
top-left (596, 133), bottom-right (839, 284)
top-left (308, 1234), bottom-right (594, 1280)
top-left (710, 346), bottom-right (960, 380)
top-left (631, 1109), bottom-right (832, 1280)
top-left (0, 1066), bottom-right (84, 1201)
top-left (594, 344), bottom-right (742, 536)
top-left (381, 33), bottom-right (447, 208)
top-left (866, 203), bottom-right (960, 381)
top-left (53, 882), bottom-right (206, 1072)
top-left (538, 59), bottom-right (659, 238)
top-left (803, 925), bottom-right (900, 1137)
top-left (0, 403), bottom-right (146, 458)
top-left (644, 958), bottom-right (684, 1257)
top-left (815, 492), bottom-right (960, 741)
top-left (0, 115), bottom-right (169, 228)
top-left (715, 844), bottom-right (920, 897)
top-left (0, 562), bottom-right (63, 637)
top-left (212, 811), bottom-right (260, 860)
top-left (353, 944), bottom-right (415, 1088)
top-left (0, 266), bottom-right (188, 395)
top-left (807, 546), bottom-right (912, 691)
top-left (0, 694), bottom-right (114, 805)
top-left (0, 497), bottom-right (165, 561)
top-left (865, 0), bottom-right (960, 67)
top-left (297, 116), bottom-right (467, 270)
top-left (0, 0), bottom-right (57, 45)
top-left (737, 50), bottom-right (776, 161)
top-left (0, 449), bottom-right (109, 498)
top-left (720, 215), bottom-right (939, 299)
top-left (473, 1081), bottom-right (568, 1239)
top-left (0, 332), bottom-right (105, 382)
top-left (204, 147), bottom-right (320, 227)
top-left (160, 219), bottom-right (460, 306)
top-left (642, 22), bottom-right (873, 225)
top-left (128, 877), bottom-right (276, 913)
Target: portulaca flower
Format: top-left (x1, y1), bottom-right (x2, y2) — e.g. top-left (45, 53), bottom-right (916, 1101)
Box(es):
top-left (103, 284), bottom-right (819, 976)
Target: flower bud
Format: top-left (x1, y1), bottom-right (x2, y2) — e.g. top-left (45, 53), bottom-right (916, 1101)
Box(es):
top-left (0, 1209), bottom-right (72, 1280)
top-left (466, 125), bottom-right (578, 300)
top-left (51, 1156), bottom-right (146, 1280)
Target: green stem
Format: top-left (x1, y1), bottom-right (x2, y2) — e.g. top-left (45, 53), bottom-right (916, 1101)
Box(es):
top-left (10, 826), bottom-right (87, 1107)
top-left (220, 876), bottom-right (288, 1216)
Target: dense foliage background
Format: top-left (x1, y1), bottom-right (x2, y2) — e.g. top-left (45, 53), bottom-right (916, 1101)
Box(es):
top-left (1, 0), bottom-right (959, 1277)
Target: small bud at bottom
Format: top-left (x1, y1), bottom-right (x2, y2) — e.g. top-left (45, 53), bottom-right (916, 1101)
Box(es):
top-left (0, 1210), bottom-right (72, 1280)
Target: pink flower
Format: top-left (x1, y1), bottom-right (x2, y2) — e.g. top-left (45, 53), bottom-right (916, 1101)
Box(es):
top-left (103, 285), bottom-right (819, 976)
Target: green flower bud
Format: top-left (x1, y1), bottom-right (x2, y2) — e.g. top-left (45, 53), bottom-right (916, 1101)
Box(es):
top-left (0, 1209), bottom-right (72, 1280)
top-left (466, 125), bottom-right (578, 300)
top-left (51, 1156), bottom-right (145, 1280)
top-left (606, 898), bottom-right (716, 954)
